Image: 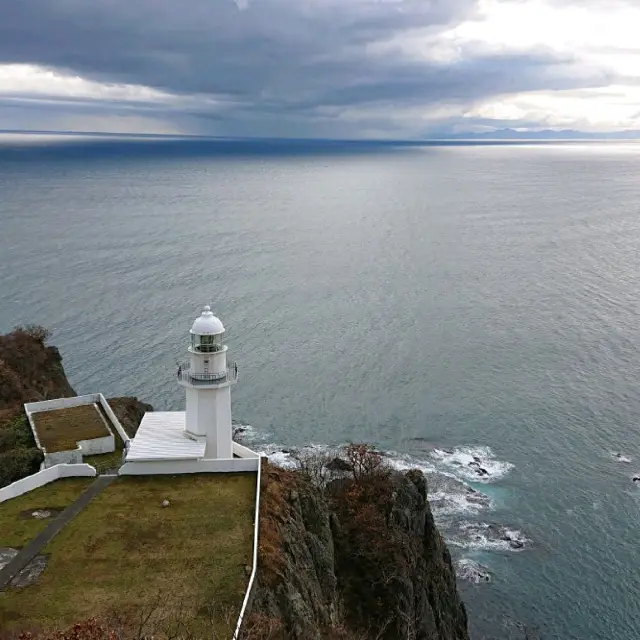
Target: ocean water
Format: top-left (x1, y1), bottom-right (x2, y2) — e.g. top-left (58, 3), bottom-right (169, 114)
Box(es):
top-left (2, 135), bottom-right (640, 639)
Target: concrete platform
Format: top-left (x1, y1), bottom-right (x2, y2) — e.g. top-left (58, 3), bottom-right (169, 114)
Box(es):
top-left (125, 412), bottom-right (206, 462)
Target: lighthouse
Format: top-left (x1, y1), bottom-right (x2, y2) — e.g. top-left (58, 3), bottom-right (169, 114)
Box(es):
top-left (177, 305), bottom-right (237, 458)
top-left (121, 304), bottom-right (257, 475)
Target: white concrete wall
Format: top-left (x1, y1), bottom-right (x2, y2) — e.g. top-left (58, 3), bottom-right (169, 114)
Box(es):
top-left (97, 395), bottom-right (130, 444)
top-left (44, 448), bottom-right (83, 467)
top-left (119, 456), bottom-right (259, 475)
top-left (233, 442), bottom-right (260, 459)
top-left (78, 434), bottom-right (115, 456)
top-left (0, 463), bottom-right (97, 503)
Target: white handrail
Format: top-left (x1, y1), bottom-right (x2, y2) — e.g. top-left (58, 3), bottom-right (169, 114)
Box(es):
top-left (233, 455), bottom-right (263, 639)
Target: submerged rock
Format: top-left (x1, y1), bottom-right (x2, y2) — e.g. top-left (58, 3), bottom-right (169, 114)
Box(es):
top-left (456, 559), bottom-right (492, 584)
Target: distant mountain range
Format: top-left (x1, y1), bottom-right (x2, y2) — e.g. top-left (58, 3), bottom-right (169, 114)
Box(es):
top-left (434, 128), bottom-right (640, 140)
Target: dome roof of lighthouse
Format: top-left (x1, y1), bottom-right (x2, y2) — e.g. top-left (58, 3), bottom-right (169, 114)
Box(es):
top-left (190, 305), bottom-right (225, 335)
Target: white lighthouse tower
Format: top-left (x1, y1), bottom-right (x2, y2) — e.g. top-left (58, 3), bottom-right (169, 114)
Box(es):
top-left (122, 305), bottom-right (258, 475)
top-left (177, 305), bottom-right (237, 458)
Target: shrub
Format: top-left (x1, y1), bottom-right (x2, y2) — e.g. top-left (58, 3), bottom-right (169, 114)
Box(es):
top-left (15, 325), bottom-right (52, 345)
top-left (0, 447), bottom-right (43, 488)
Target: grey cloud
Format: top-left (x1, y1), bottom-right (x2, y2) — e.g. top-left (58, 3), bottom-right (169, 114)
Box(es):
top-left (0, 0), bottom-right (478, 95)
top-left (0, 0), bottom-right (621, 135)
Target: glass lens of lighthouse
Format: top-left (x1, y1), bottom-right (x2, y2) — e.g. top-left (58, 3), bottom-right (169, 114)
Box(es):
top-left (192, 333), bottom-right (223, 353)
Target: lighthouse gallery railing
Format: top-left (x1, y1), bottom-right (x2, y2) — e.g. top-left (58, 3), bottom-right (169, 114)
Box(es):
top-left (177, 362), bottom-right (238, 385)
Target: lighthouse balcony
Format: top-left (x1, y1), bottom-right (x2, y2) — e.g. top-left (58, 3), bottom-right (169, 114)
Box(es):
top-left (177, 362), bottom-right (238, 387)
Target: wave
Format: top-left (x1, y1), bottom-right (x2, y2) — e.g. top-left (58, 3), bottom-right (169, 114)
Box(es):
top-left (234, 423), bottom-right (529, 568)
top-left (456, 558), bottom-right (492, 584)
top-left (610, 450), bottom-right (632, 464)
top-left (447, 522), bottom-right (531, 552)
top-left (430, 446), bottom-right (515, 483)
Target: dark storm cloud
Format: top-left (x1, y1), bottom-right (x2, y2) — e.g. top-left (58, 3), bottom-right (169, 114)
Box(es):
top-left (0, 0), bottom-right (479, 97)
top-left (0, 0), bottom-right (619, 134)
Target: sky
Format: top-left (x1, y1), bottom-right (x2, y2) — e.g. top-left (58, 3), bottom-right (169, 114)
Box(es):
top-left (1, 0), bottom-right (640, 138)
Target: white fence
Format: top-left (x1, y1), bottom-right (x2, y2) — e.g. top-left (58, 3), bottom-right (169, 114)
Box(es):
top-left (233, 456), bottom-right (263, 639)
top-left (44, 449), bottom-right (84, 466)
top-left (0, 463), bottom-right (97, 503)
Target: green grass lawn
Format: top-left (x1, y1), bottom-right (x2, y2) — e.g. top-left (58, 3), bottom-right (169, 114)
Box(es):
top-left (0, 473), bottom-right (257, 639)
top-left (0, 478), bottom-right (93, 547)
top-left (82, 449), bottom-right (123, 474)
top-left (32, 405), bottom-right (110, 453)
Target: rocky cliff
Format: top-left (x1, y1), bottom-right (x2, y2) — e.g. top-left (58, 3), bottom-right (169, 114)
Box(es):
top-left (249, 448), bottom-right (469, 640)
top-left (0, 326), bottom-right (76, 411)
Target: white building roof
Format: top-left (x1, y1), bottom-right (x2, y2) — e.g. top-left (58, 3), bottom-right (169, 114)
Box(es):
top-left (126, 412), bottom-right (206, 461)
top-left (190, 305), bottom-right (225, 335)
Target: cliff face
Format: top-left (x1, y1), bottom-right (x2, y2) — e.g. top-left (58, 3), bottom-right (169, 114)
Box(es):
top-left (0, 326), bottom-right (76, 411)
top-left (251, 453), bottom-right (469, 640)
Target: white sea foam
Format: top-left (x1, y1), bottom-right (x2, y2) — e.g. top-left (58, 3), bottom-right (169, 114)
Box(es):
top-left (447, 522), bottom-right (531, 552)
top-left (610, 451), bottom-right (632, 464)
top-left (430, 446), bottom-right (515, 483)
top-left (239, 427), bottom-right (528, 561)
top-left (233, 423), bottom-right (271, 444)
top-left (456, 558), bottom-right (492, 584)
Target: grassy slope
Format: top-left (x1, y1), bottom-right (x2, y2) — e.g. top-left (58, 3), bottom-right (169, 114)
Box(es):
top-left (0, 473), bottom-right (256, 638)
top-left (0, 478), bottom-right (93, 547)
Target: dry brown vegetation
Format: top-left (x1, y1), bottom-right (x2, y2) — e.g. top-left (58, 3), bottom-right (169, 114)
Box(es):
top-left (32, 405), bottom-right (110, 453)
top-left (0, 326), bottom-right (74, 410)
top-left (256, 461), bottom-right (299, 586)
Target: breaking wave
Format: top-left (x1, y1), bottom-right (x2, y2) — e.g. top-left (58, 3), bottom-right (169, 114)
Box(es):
top-left (234, 423), bottom-right (529, 571)
top-left (447, 522), bottom-right (531, 552)
top-left (456, 558), bottom-right (492, 584)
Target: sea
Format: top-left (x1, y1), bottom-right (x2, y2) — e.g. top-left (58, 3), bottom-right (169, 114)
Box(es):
top-left (1, 133), bottom-right (640, 640)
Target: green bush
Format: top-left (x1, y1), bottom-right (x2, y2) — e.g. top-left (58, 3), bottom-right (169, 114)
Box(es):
top-left (0, 447), bottom-right (43, 488)
top-left (0, 413), bottom-right (42, 488)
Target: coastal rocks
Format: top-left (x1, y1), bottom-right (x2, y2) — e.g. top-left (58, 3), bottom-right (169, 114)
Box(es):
top-left (325, 457), bottom-right (353, 473)
top-left (455, 559), bottom-right (492, 584)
